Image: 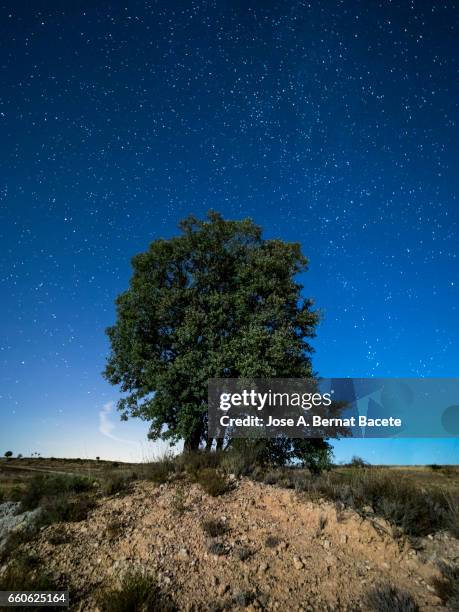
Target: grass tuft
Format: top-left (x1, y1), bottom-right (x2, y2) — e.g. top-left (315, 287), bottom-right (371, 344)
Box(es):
top-left (365, 584), bottom-right (419, 611)
top-left (194, 468), bottom-right (232, 497)
top-left (202, 518), bottom-right (228, 538)
top-left (98, 569), bottom-right (175, 612)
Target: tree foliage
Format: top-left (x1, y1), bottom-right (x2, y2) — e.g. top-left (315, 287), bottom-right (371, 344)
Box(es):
top-left (104, 212), bottom-right (321, 453)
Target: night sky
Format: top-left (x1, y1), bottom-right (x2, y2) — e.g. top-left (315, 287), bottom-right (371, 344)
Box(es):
top-left (1, 1), bottom-right (458, 463)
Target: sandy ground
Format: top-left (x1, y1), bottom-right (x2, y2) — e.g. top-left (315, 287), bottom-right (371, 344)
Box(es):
top-left (22, 478), bottom-right (458, 611)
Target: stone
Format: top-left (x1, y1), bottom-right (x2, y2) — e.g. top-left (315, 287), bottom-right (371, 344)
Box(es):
top-left (293, 556), bottom-right (304, 570)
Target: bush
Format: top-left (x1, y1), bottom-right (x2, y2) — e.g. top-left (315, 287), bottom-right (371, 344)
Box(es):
top-left (194, 469), bottom-right (232, 497)
top-left (202, 519), bottom-right (228, 538)
top-left (299, 469), bottom-right (453, 537)
top-left (144, 457), bottom-right (176, 484)
top-left (101, 472), bottom-right (134, 496)
top-left (98, 569), bottom-right (175, 612)
top-left (176, 450), bottom-right (223, 476)
top-left (40, 493), bottom-right (96, 525)
top-left (265, 535), bottom-right (280, 548)
top-left (0, 554), bottom-right (64, 609)
top-left (235, 546), bottom-right (252, 561)
top-left (0, 526), bottom-right (38, 563)
top-left (47, 526), bottom-right (72, 546)
top-left (207, 541), bottom-right (227, 556)
top-left (349, 455), bottom-right (369, 469)
top-left (171, 486), bottom-right (188, 516)
top-left (20, 474), bottom-right (93, 511)
top-left (365, 584), bottom-right (419, 611)
top-left (431, 562), bottom-right (459, 607)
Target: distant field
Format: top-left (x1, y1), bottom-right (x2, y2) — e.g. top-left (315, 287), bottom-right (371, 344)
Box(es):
top-left (0, 458), bottom-right (138, 499)
top-left (1, 457), bottom-right (458, 499)
top-left (336, 464), bottom-right (459, 493)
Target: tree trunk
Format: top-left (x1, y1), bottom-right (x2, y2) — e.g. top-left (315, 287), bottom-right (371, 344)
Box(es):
top-left (215, 438), bottom-right (224, 451)
top-left (184, 428), bottom-right (201, 452)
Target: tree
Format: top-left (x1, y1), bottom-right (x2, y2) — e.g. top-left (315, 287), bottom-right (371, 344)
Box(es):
top-left (4, 451), bottom-right (13, 459)
top-left (104, 211), bottom-right (321, 454)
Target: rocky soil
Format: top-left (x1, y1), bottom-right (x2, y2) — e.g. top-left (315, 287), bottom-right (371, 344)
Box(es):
top-left (8, 479), bottom-right (459, 611)
top-left (0, 501), bottom-right (40, 553)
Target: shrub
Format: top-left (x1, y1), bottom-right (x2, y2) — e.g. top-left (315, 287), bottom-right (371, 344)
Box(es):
top-left (431, 562), bottom-right (459, 607)
top-left (144, 457), bottom-right (176, 484)
top-left (300, 469), bottom-right (452, 537)
top-left (171, 486), bottom-right (188, 516)
top-left (349, 455), bottom-right (369, 469)
top-left (20, 474), bottom-right (93, 511)
top-left (176, 450), bottom-right (223, 476)
top-left (40, 493), bottom-right (96, 525)
top-left (98, 569), bottom-right (175, 612)
top-left (265, 535), bottom-right (280, 548)
top-left (207, 541), bottom-right (227, 556)
top-left (235, 546), bottom-right (252, 561)
top-left (365, 584), bottom-right (419, 612)
top-left (0, 525), bottom-right (38, 563)
top-left (263, 470), bottom-right (281, 485)
top-left (194, 469), bottom-right (232, 497)
top-left (47, 526), bottom-right (71, 546)
top-left (101, 473), bottom-right (133, 496)
top-left (0, 554), bottom-right (64, 607)
top-left (202, 519), bottom-right (228, 538)
top-left (106, 519), bottom-right (124, 541)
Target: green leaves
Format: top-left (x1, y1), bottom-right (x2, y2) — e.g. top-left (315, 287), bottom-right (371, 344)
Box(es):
top-left (104, 211), bottom-right (318, 450)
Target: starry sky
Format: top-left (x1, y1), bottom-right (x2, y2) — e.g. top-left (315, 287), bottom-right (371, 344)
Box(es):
top-left (1, 1), bottom-right (458, 463)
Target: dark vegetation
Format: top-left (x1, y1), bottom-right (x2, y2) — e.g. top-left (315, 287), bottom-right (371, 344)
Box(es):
top-left (0, 552), bottom-right (65, 610)
top-left (365, 584), bottom-right (419, 611)
top-left (103, 213), bottom-right (324, 460)
top-left (98, 569), bottom-right (176, 612)
top-left (202, 518), bottom-right (229, 538)
top-left (431, 561), bottom-right (459, 608)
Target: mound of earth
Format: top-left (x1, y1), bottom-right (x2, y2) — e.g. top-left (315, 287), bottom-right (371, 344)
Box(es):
top-left (25, 479), bottom-right (456, 610)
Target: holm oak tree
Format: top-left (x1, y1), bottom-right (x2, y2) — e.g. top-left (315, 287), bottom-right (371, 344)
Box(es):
top-left (104, 212), bottom-right (321, 453)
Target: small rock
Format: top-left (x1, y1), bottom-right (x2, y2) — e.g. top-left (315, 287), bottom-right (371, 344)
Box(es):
top-left (177, 548), bottom-right (188, 560)
top-left (322, 539), bottom-right (331, 550)
top-left (293, 556), bottom-right (304, 570)
top-left (339, 534), bottom-right (348, 544)
top-left (217, 584), bottom-right (229, 596)
top-left (258, 562), bottom-right (269, 573)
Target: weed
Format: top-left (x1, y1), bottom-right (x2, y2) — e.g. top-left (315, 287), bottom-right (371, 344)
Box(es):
top-left (47, 526), bottom-right (71, 545)
top-left (207, 541), bottom-right (227, 556)
top-left (144, 457), bottom-right (176, 484)
top-left (176, 451), bottom-right (223, 476)
top-left (318, 515), bottom-right (328, 533)
top-left (202, 519), bottom-right (228, 538)
top-left (365, 584), bottom-right (419, 612)
top-left (264, 535), bottom-right (280, 548)
top-left (106, 518), bottom-right (124, 540)
top-left (171, 486), bottom-right (188, 516)
top-left (431, 561), bottom-right (459, 607)
top-left (98, 569), bottom-right (175, 612)
top-left (101, 473), bottom-right (133, 496)
top-left (194, 469), bottom-right (232, 497)
top-left (20, 474), bottom-right (93, 511)
top-left (235, 546), bottom-right (252, 561)
top-left (40, 493), bottom-right (95, 525)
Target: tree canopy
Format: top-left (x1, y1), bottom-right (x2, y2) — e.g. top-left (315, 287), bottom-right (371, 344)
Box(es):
top-left (104, 212), bottom-right (321, 453)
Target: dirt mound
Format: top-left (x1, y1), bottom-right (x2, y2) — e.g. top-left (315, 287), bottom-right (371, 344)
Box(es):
top-left (28, 479), bottom-right (452, 611)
